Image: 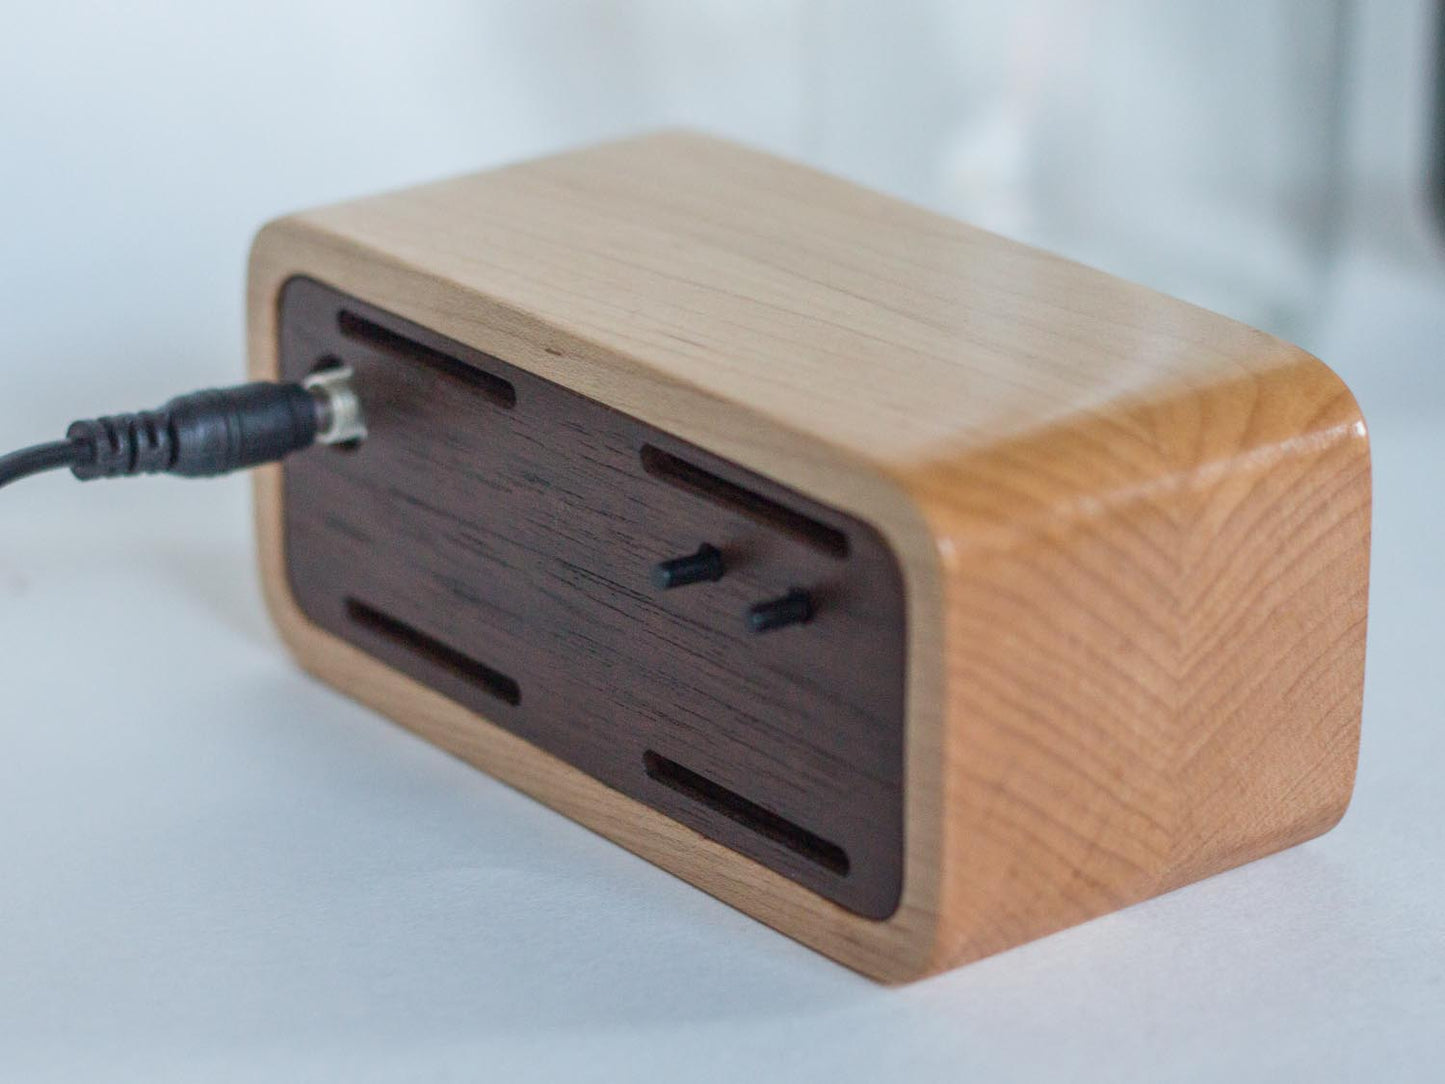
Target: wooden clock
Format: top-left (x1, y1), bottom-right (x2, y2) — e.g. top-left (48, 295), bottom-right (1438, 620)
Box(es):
top-left (247, 132), bottom-right (1371, 982)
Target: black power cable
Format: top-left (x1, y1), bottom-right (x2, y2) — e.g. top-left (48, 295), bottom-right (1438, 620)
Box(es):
top-left (0, 371), bottom-right (365, 492)
top-left (0, 440), bottom-right (83, 489)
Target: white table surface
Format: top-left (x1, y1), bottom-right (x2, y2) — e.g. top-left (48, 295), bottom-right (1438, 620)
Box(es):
top-left (1, 257), bottom-right (1441, 1082)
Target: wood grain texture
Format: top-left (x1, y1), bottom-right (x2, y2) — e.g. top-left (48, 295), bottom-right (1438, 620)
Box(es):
top-left (277, 276), bottom-right (908, 918)
top-left (247, 131), bottom-right (1370, 982)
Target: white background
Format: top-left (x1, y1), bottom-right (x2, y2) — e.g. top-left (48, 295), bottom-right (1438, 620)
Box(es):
top-left (1, 2), bottom-right (1442, 1080)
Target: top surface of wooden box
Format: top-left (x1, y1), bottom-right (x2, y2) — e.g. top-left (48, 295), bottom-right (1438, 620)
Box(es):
top-left (290, 131), bottom-right (1322, 474)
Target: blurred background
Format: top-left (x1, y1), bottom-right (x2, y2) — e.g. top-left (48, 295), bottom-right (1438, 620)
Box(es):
top-left (1, 0), bottom-right (1441, 426)
top-left (1, 3), bottom-right (1441, 1081)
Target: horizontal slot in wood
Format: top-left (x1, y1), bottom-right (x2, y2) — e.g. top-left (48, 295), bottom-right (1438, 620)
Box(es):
top-left (643, 751), bottom-right (851, 876)
top-left (337, 309), bottom-right (516, 408)
top-left (639, 444), bottom-right (849, 558)
top-left (344, 598), bottom-right (521, 706)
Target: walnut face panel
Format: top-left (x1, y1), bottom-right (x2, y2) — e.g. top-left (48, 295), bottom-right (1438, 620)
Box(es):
top-left (277, 276), bottom-right (908, 920)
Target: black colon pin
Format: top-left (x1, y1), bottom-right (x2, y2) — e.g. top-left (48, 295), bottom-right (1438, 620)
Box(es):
top-left (651, 543), bottom-right (726, 589)
top-left (747, 588), bottom-right (814, 634)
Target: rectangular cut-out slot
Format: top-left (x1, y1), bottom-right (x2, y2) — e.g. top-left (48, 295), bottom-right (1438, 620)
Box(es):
top-left (337, 309), bottom-right (517, 408)
top-left (643, 751), bottom-right (850, 876)
top-left (344, 598), bottom-right (522, 707)
top-left (639, 444), bottom-right (849, 558)
top-left (280, 276), bottom-right (906, 920)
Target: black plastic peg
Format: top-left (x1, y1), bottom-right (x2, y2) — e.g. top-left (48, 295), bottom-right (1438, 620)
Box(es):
top-left (747, 588), bottom-right (814, 633)
top-left (652, 543), bottom-right (725, 590)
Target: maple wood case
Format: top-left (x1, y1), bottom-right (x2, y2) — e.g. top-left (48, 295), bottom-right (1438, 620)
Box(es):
top-left (248, 132), bottom-right (1370, 983)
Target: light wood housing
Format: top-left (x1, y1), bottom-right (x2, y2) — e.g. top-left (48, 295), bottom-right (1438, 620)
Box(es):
top-left (248, 132), bottom-right (1370, 982)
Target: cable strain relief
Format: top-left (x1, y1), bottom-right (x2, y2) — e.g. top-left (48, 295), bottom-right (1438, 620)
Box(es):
top-left (66, 412), bottom-right (176, 480)
top-left (63, 382), bottom-right (322, 482)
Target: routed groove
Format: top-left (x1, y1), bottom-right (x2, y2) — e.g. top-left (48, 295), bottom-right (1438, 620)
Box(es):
top-left (344, 598), bottom-right (521, 706)
top-left (643, 751), bottom-right (851, 876)
top-left (639, 444), bottom-right (849, 558)
top-left (337, 309), bottom-right (517, 408)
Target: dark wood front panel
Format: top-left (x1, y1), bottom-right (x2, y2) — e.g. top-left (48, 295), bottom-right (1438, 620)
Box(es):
top-left (278, 277), bottom-right (906, 919)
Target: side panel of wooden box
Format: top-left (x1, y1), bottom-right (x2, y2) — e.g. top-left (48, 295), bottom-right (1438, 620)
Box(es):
top-left (910, 359), bottom-right (1369, 968)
